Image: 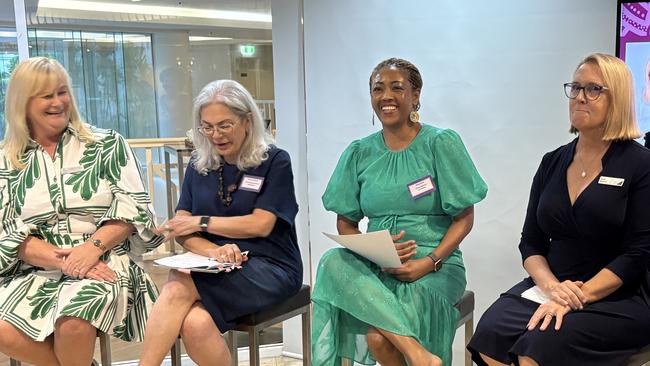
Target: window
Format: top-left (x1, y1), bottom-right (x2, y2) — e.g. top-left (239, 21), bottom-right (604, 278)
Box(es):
top-left (0, 28), bottom-right (19, 138)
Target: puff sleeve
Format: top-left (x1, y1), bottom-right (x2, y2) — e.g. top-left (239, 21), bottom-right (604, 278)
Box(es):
top-left (433, 129), bottom-right (488, 217)
top-left (322, 140), bottom-right (364, 223)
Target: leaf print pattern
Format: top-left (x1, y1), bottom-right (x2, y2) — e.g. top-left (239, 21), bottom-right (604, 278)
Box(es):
top-left (9, 149), bottom-right (40, 215)
top-left (60, 282), bottom-right (112, 322)
top-left (101, 133), bottom-right (129, 185)
top-left (27, 281), bottom-right (60, 320)
top-left (65, 142), bottom-right (101, 200)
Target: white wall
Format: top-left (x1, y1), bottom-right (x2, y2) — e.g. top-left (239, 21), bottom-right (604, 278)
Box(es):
top-left (273, 0), bottom-right (617, 364)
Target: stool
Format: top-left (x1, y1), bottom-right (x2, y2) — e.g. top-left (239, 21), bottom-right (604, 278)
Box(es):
top-left (341, 290), bottom-right (475, 366)
top-left (627, 344), bottom-right (650, 366)
top-left (171, 284), bottom-right (311, 366)
top-left (10, 329), bottom-right (111, 366)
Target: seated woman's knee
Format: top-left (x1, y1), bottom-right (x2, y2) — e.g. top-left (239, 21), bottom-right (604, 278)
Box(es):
top-left (55, 316), bottom-right (96, 338)
top-left (366, 327), bottom-right (391, 352)
top-left (161, 270), bottom-right (197, 303)
top-left (180, 305), bottom-right (216, 338)
top-left (0, 320), bottom-right (21, 351)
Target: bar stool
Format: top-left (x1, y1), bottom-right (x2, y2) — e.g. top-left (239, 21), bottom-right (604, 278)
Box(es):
top-left (10, 329), bottom-right (111, 366)
top-left (171, 284), bottom-right (311, 366)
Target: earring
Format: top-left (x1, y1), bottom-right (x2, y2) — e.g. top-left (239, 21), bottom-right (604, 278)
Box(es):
top-left (372, 113), bottom-right (375, 126)
top-left (409, 111), bottom-right (420, 123)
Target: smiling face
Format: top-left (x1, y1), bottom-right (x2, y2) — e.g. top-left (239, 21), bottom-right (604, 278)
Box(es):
top-left (370, 67), bottom-right (420, 128)
top-left (569, 62), bottom-right (610, 134)
top-left (26, 81), bottom-right (71, 143)
top-left (200, 102), bottom-right (249, 164)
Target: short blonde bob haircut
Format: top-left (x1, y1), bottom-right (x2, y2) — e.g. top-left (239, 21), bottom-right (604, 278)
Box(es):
top-left (571, 53), bottom-right (641, 140)
top-left (191, 79), bottom-right (274, 174)
top-left (3, 57), bottom-right (94, 170)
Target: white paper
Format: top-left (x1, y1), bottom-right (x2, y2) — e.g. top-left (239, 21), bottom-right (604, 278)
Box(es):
top-left (521, 285), bottom-right (550, 304)
top-left (323, 230), bottom-right (402, 268)
top-left (154, 251), bottom-right (249, 273)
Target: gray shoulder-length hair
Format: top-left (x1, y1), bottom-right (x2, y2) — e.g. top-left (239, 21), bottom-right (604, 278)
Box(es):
top-left (192, 79), bottom-right (274, 174)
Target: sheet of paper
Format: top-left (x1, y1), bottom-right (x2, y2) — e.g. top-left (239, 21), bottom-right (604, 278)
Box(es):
top-left (521, 285), bottom-right (550, 304)
top-left (323, 230), bottom-right (402, 268)
top-left (154, 251), bottom-right (249, 272)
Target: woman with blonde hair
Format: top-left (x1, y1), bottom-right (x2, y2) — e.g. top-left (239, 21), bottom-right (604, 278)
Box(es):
top-left (0, 56), bottom-right (162, 365)
top-left (140, 79), bottom-right (302, 366)
top-left (468, 53), bottom-right (650, 365)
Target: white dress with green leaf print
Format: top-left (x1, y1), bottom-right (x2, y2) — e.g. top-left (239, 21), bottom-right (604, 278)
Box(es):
top-left (0, 124), bottom-right (163, 342)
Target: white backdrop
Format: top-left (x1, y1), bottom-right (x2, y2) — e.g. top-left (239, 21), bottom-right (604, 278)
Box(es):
top-left (273, 0), bottom-right (617, 363)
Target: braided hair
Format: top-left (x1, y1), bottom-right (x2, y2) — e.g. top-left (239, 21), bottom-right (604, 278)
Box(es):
top-left (369, 58), bottom-right (422, 110)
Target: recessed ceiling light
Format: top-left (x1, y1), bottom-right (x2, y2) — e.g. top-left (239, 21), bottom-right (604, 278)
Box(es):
top-left (38, 0), bottom-right (271, 22)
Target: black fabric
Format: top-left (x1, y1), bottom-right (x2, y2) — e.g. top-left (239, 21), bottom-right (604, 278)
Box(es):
top-left (468, 138), bottom-right (650, 365)
top-left (176, 146), bottom-right (303, 332)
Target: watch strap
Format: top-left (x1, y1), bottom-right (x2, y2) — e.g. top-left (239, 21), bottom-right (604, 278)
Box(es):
top-left (91, 238), bottom-right (107, 252)
top-left (199, 216), bottom-right (210, 231)
top-left (426, 253), bottom-right (442, 272)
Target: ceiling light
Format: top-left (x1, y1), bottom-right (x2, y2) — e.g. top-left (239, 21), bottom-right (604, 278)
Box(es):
top-left (189, 36), bottom-right (233, 42)
top-left (38, 0), bottom-right (271, 23)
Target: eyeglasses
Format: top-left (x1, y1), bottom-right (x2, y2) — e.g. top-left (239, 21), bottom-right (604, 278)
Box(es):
top-left (197, 121), bottom-right (237, 136)
top-left (563, 82), bottom-right (609, 101)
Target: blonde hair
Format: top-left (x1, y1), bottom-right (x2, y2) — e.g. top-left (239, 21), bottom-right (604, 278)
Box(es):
top-left (191, 80), bottom-right (274, 173)
top-left (3, 57), bottom-right (94, 169)
top-left (570, 53), bottom-right (641, 140)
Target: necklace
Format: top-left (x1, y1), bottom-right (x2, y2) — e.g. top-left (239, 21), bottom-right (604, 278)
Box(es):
top-left (217, 165), bottom-right (243, 206)
top-left (576, 143), bottom-right (610, 179)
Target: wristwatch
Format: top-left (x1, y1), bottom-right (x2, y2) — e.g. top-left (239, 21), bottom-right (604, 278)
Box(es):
top-left (199, 216), bottom-right (211, 232)
top-left (90, 238), bottom-right (107, 252)
top-left (426, 253), bottom-right (443, 272)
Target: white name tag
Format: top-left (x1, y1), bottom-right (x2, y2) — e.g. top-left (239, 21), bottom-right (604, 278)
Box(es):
top-left (598, 176), bottom-right (625, 187)
top-left (239, 175), bottom-right (265, 192)
top-left (407, 175), bottom-right (436, 199)
top-left (62, 165), bottom-right (84, 174)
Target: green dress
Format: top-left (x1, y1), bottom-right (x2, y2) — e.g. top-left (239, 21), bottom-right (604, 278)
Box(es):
top-left (0, 124), bottom-right (163, 342)
top-left (311, 124), bottom-right (487, 366)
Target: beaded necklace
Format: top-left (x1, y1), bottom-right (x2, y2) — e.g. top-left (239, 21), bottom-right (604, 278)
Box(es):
top-left (217, 165), bottom-right (243, 207)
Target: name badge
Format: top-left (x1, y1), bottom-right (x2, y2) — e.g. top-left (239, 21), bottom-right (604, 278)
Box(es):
top-left (62, 165), bottom-right (84, 174)
top-left (239, 175), bottom-right (265, 192)
top-left (598, 176), bottom-right (625, 187)
top-left (407, 175), bottom-right (436, 199)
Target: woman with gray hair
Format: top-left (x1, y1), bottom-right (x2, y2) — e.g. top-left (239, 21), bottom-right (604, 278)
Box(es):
top-left (140, 79), bottom-right (302, 365)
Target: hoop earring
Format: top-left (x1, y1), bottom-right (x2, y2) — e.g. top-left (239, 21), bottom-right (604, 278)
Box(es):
top-left (409, 111), bottom-right (420, 123)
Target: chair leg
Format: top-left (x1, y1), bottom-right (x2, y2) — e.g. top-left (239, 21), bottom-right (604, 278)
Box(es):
top-left (465, 317), bottom-right (474, 366)
top-left (228, 331), bottom-right (238, 366)
top-left (302, 308), bottom-right (311, 366)
top-left (98, 331), bottom-right (112, 366)
top-left (249, 329), bottom-right (260, 366)
top-left (9, 359), bottom-right (21, 366)
top-left (170, 337), bottom-right (182, 366)
top-left (341, 358), bottom-right (353, 366)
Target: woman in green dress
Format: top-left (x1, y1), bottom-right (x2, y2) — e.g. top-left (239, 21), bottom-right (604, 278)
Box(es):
top-left (311, 58), bottom-right (488, 366)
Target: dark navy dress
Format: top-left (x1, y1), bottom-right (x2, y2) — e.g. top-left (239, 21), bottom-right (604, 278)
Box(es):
top-left (467, 138), bottom-right (650, 366)
top-left (176, 146), bottom-right (303, 332)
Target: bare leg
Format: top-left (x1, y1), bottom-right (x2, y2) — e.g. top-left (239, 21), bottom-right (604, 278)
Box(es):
top-left (53, 316), bottom-right (96, 366)
top-left (0, 320), bottom-right (59, 366)
top-left (180, 302), bottom-right (231, 366)
top-left (372, 327), bottom-right (442, 366)
top-left (140, 270), bottom-right (201, 366)
top-left (519, 356), bottom-right (539, 366)
top-left (478, 353), bottom-right (511, 366)
top-left (366, 327), bottom-right (406, 366)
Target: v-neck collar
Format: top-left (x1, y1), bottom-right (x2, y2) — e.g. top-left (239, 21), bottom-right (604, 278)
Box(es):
top-left (565, 137), bottom-right (619, 208)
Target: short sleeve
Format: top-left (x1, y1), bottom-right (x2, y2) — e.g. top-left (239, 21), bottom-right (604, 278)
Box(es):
top-left (605, 164), bottom-right (650, 284)
top-left (96, 132), bottom-right (164, 255)
top-left (433, 129), bottom-right (488, 217)
top-left (518, 153), bottom-right (552, 261)
top-left (254, 149), bottom-right (299, 225)
top-left (0, 161), bottom-right (36, 275)
top-left (322, 141), bottom-right (363, 222)
top-left (175, 162), bottom-right (195, 213)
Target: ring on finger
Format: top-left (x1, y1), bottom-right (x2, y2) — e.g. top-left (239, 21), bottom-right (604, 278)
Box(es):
top-left (545, 312), bottom-right (555, 317)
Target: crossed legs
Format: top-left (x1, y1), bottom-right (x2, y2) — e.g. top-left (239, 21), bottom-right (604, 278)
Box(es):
top-left (140, 269), bottom-right (231, 366)
top-left (366, 326), bottom-right (442, 366)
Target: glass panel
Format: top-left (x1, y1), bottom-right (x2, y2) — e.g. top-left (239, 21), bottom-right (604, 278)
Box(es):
top-left (0, 28), bottom-right (19, 138)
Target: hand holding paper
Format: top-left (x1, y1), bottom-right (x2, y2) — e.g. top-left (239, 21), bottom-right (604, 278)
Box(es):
top-left (323, 230), bottom-right (402, 268)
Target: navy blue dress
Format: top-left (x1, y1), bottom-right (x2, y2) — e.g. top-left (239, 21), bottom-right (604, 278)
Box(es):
top-left (176, 146), bottom-right (303, 332)
top-left (467, 139), bottom-right (650, 366)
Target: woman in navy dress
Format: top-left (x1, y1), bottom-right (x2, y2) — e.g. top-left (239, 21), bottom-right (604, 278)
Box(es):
top-left (140, 80), bottom-right (302, 366)
top-left (467, 53), bottom-right (650, 366)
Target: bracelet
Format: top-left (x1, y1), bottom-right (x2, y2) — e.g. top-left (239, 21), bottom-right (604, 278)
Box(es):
top-left (90, 238), bottom-right (108, 252)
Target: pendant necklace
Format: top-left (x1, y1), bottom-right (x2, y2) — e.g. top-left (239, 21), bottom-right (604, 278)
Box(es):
top-left (217, 165), bottom-right (243, 206)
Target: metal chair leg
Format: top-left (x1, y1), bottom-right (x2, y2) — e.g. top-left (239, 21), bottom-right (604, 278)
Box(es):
top-left (99, 331), bottom-right (112, 366)
top-left (170, 337), bottom-right (182, 366)
top-left (9, 359), bottom-right (21, 366)
top-left (302, 307), bottom-right (311, 366)
top-left (249, 329), bottom-right (260, 366)
top-left (228, 330), bottom-right (238, 366)
top-left (465, 317), bottom-right (474, 366)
